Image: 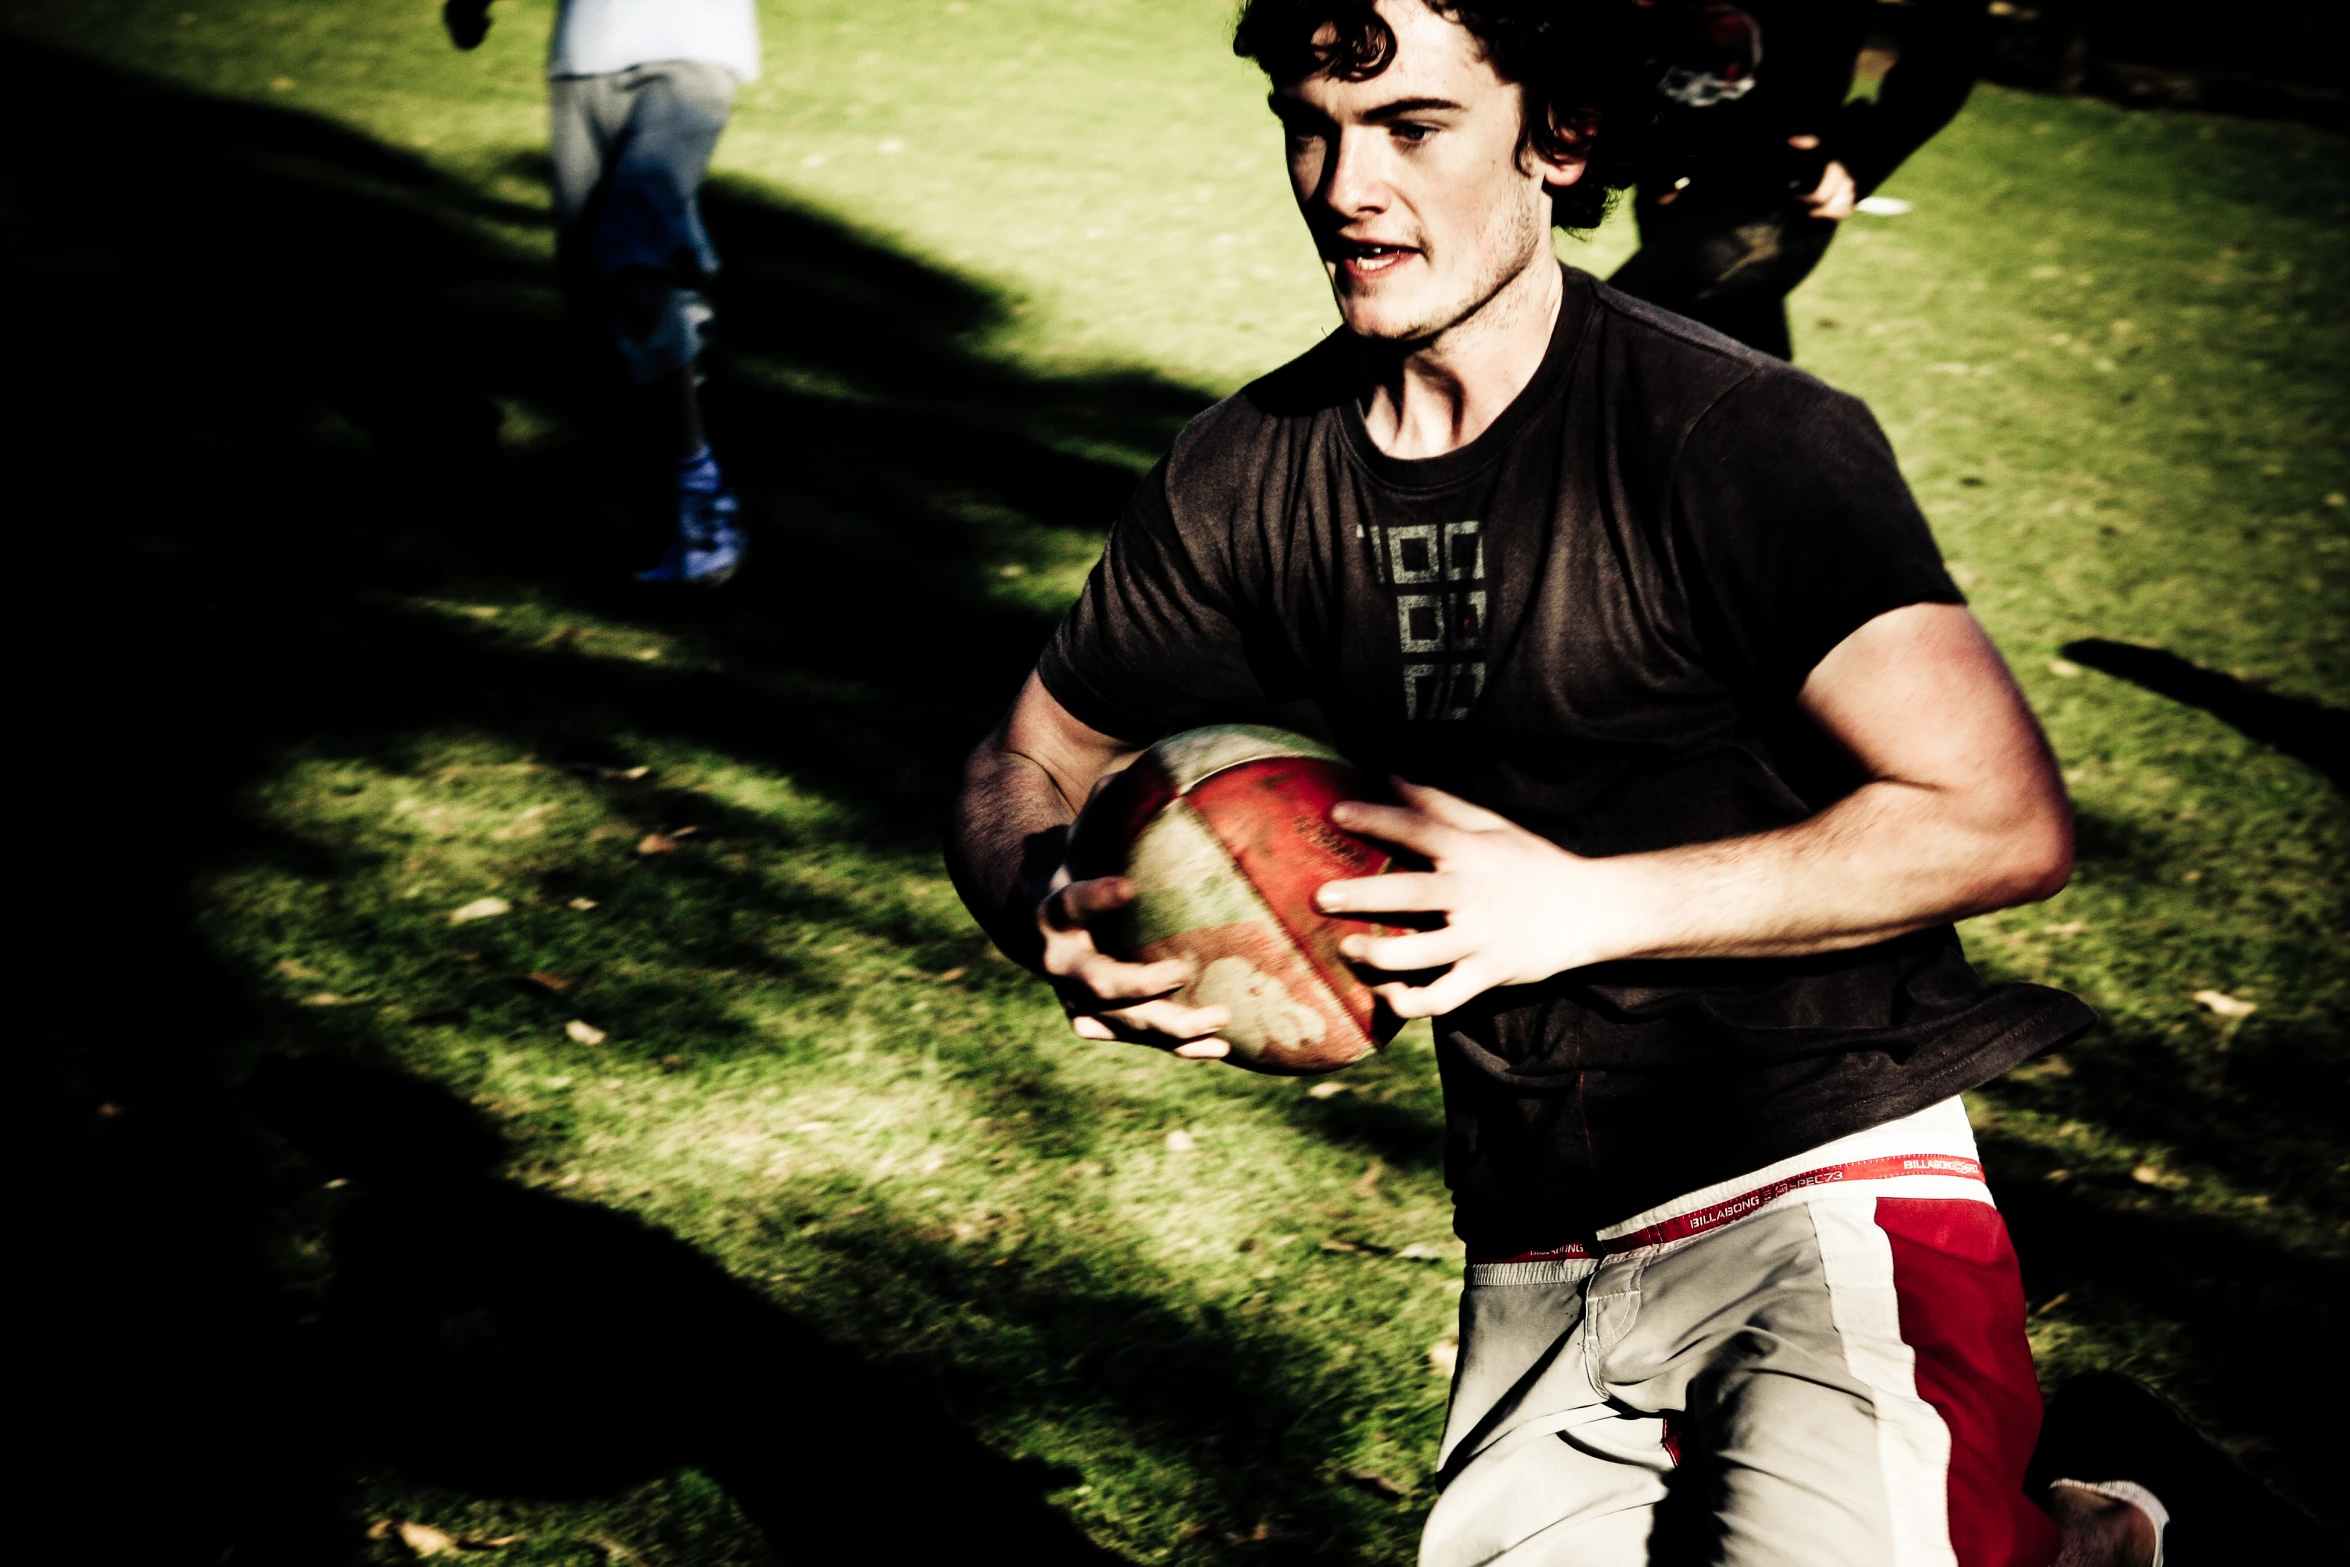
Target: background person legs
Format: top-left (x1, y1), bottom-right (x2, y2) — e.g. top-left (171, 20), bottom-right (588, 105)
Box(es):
top-left (548, 59), bottom-right (744, 584)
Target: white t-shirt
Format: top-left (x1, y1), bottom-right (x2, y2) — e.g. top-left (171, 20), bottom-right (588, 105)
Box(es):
top-left (547, 0), bottom-right (761, 82)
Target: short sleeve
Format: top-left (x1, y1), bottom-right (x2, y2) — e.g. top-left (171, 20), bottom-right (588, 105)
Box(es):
top-left (1035, 457), bottom-right (1276, 744)
top-left (1672, 373), bottom-right (1962, 697)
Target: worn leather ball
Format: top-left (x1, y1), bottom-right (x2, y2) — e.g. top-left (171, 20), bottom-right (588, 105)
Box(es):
top-left (1066, 724), bottom-right (1414, 1075)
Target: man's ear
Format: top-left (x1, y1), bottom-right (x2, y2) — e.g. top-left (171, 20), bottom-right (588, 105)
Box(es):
top-left (1532, 105), bottom-right (1598, 189)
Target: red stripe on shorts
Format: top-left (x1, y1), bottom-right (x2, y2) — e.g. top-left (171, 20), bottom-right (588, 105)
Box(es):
top-left (1876, 1197), bottom-right (2063, 1567)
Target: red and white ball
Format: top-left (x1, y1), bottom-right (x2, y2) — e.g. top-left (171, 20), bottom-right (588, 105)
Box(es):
top-left (1068, 725), bottom-right (1414, 1075)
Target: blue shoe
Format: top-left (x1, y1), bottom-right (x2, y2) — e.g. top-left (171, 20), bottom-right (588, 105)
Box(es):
top-left (638, 483), bottom-right (746, 586)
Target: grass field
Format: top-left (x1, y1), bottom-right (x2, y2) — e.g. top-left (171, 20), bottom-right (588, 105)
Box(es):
top-left (11, 1), bottom-right (2345, 1562)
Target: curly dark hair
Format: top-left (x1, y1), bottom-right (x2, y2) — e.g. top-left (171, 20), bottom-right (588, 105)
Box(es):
top-left (1232, 0), bottom-right (1657, 232)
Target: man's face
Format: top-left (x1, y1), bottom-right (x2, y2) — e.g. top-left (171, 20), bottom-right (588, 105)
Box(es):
top-left (1272, 0), bottom-right (1580, 343)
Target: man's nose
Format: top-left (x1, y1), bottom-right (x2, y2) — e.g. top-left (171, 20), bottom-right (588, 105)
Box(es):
top-left (1319, 125), bottom-right (1387, 218)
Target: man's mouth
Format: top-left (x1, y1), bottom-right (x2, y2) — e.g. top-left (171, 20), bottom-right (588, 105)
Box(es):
top-left (1330, 238), bottom-right (1418, 279)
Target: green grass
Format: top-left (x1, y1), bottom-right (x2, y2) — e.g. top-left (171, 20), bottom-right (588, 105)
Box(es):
top-left (9, 0), bottom-right (2345, 1562)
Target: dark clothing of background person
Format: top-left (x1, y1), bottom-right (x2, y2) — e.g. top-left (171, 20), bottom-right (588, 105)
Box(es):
top-left (1608, 0), bottom-right (1992, 360)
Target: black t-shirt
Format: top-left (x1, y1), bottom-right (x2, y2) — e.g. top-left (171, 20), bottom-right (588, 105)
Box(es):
top-left (1038, 267), bottom-right (2092, 1243)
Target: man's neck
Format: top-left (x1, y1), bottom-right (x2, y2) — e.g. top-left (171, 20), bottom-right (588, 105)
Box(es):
top-left (1357, 257), bottom-right (1564, 461)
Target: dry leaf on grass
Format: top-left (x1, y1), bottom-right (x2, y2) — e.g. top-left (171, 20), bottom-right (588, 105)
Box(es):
top-left (636, 832), bottom-right (679, 855)
top-left (394, 1519), bottom-right (460, 1556)
top-left (275, 958), bottom-right (321, 980)
top-left (933, 966), bottom-right (969, 983)
top-left (565, 1019), bottom-right (607, 1046)
top-left (520, 971), bottom-right (571, 995)
top-left (1306, 1081), bottom-right (1351, 1099)
top-left (1163, 1129), bottom-right (1196, 1152)
top-left (449, 897), bottom-right (511, 924)
top-left (1226, 1523), bottom-right (1306, 1546)
top-left (567, 897), bottom-right (599, 912)
top-left (301, 992), bottom-right (346, 1007)
top-left (368, 1515), bottom-right (520, 1551)
top-left (1343, 1468), bottom-right (1415, 1499)
top-left (2192, 989), bottom-right (2256, 1019)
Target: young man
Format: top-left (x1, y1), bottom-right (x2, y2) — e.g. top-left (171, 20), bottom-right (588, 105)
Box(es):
top-left (948, 2), bottom-right (2163, 1562)
top-left (1606, 0), bottom-right (1991, 361)
top-left (444, 0), bottom-right (755, 584)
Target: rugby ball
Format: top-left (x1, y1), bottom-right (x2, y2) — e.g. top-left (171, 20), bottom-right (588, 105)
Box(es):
top-left (1066, 725), bottom-right (1414, 1075)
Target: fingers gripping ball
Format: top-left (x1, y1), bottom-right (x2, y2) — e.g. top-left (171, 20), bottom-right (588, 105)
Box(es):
top-left (1067, 725), bottom-right (1416, 1075)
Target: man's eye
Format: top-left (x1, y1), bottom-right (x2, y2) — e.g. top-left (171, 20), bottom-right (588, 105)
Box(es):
top-left (1393, 123), bottom-right (1435, 144)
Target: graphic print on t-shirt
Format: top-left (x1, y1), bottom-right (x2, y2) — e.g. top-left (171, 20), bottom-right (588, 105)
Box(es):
top-left (1361, 518), bottom-right (1486, 720)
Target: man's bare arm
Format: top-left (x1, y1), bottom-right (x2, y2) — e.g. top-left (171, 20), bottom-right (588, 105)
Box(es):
top-left (945, 673), bottom-right (1233, 1051)
top-left (945, 672), bottom-right (1111, 969)
top-left (1319, 603), bottom-right (2072, 1016)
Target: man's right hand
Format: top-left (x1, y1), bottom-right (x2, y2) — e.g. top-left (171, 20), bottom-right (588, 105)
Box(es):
top-left (1038, 869), bottom-right (1232, 1057)
top-left (443, 0), bottom-right (493, 50)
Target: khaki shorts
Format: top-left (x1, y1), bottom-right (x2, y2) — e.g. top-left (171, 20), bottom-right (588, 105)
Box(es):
top-left (1423, 1099), bottom-right (2062, 1567)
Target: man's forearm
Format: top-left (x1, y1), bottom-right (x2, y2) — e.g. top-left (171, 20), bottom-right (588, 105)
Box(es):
top-left (1585, 773), bottom-right (2070, 965)
top-left (944, 738), bottom-right (1079, 973)
top-left (947, 672), bottom-right (1152, 973)
top-left (1587, 599), bottom-right (2072, 963)
top-left (1325, 603), bottom-right (2077, 1015)
top-left (1832, 0), bottom-right (1989, 192)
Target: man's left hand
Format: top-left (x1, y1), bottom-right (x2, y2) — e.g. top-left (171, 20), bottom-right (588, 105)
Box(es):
top-left (1314, 781), bottom-right (1620, 1018)
top-left (1788, 136), bottom-right (1857, 220)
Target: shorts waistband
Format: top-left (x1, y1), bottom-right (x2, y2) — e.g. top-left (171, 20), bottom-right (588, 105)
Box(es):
top-left (1469, 1152), bottom-right (1988, 1266)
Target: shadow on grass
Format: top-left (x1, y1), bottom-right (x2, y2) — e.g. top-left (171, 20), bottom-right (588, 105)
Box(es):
top-left (14, 23), bottom-right (2345, 1565)
top-left (1977, 1109), bottom-right (2350, 1561)
top-left (11, 28), bottom-right (1203, 1565)
top-left (241, 1051), bottom-right (1438, 1564)
top-left (2060, 638), bottom-right (2350, 794)
top-left (1988, 1014), bottom-right (2350, 1223)
top-left (249, 1056), bottom-right (1116, 1564)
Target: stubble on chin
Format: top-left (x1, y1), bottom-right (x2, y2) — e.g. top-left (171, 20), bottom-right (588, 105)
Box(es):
top-left (1337, 197), bottom-right (1552, 348)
